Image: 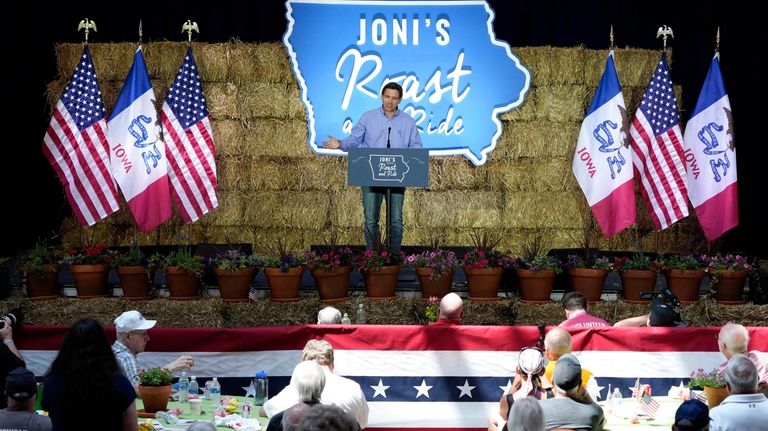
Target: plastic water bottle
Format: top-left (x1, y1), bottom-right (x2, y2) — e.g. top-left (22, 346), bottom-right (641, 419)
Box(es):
top-left (612, 387), bottom-right (623, 412)
top-left (253, 370), bottom-right (268, 406)
top-left (155, 411), bottom-right (180, 424)
top-left (356, 303), bottom-right (366, 324)
top-left (209, 377), bottom-right (221, 407)
top-left (604, 384), bottom-right (613, 414)
top-left (341, 312), bottom-right (351, 324)
top-left (178, 372), bottom-right (189, 403)
top-left (188, 375), bottom-right (199, 398)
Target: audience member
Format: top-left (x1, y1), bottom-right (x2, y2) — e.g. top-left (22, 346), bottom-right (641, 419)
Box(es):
top-left (507, 396), bottom-right (545, 431)
top-left (613, 298), bottom-right (685, 327)
top-left (716, 322), bottom-right (768, 391)
top-left (267, 360), bottom-right (325, 431)
top-left (538, 354), bottom-right (605, 431)
top-left (0, 367), bottom-right (51, 431)
top-left (433, 292), bottom-right (463, 325)
top-left (672, 399), bottom-right (709, 431)
top-left (559, 292), bottom-right (609, 328)
top-left (42, 318), bottom-right (138, 431)
top-left (0, 309), bottom-right (25, 410)
top-left (111, 310), bottom-right (194, 390)
top-left (185, 423), bottom-right (216, 431)
top-left (709, 354), bottom-right (768, 430)
top-left (261, 339), bottom-right (369, 428)
top-left (543, 328), bottom-right (594, 392)
top-left (317, 306), bottom-right (342, 324)
top-left (489, 348), bottom-right (552, 431)
top-left (296, 404), bottom-right (360, 431)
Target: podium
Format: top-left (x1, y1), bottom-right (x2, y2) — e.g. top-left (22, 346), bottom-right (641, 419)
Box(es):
top-left (347, 148), bottom-right (429, 249)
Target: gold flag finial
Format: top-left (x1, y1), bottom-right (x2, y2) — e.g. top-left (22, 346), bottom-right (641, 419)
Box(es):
top-left (77, 18), bottom-right (97, 44)
top-left (610, 25), bottom-right (614, 50)
top-left (716, 26), bottom-right (721, 52)
top-left (182, 20), bottom-right (199, 45)
top-left (656, 25), bottom-right (674, 51)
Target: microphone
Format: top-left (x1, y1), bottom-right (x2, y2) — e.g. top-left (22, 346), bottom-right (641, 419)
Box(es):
top-left (387, 126), bottom-right (391, 148)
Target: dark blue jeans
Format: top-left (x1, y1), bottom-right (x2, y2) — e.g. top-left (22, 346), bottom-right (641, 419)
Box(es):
top-left (362, 186), bottom-right (404, 251)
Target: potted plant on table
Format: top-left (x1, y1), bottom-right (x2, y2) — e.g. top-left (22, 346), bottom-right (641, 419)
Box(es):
top-left (305, 239), bottom-right (354, 304)
top-left (660, 253), bottom-right (707, 303)
top-left (138, 367), bottom-right (174, 413)
top-left (162, 247), bottom-right (205, 300)
top-left (355, 233), bottom-right (403, 300)
top-left (406, 242), bottom-right (460, 299)
top-left (111, 244), bottom-right (161, 300)
top-left (564, 254), bottom-right (614, 302)
top-left (688, 367), bottom-right (728, 409)
top-left (60, 244), bottom-right (116, 298)
top-left (615, 253), bottom-right (662, 303)
top-left (262, 239), bottom-right (307, 302)
top-left (704, 254), bottom-right (755, 304)
top-left (17, 241), bottom-right (61, 300)
top-left (462, 231), bottom-right (511, 301)
top-left (213, 249), bottom-right (261, 302)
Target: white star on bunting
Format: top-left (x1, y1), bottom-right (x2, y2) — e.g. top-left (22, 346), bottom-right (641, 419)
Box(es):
top-left (242, 381), bottom-right (255, 398)
top-left (499, 379), bottom-right (513, 395)
top-left (413, 379), bottom-right (433, 398)
top-left (456, 379), bottom-right (476, 398)
top-left (371, 379), bottom-right (390, 399)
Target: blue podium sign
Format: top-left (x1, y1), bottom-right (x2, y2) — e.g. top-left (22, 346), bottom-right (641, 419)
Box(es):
top-left (348, 148), bottom-right (429, 187)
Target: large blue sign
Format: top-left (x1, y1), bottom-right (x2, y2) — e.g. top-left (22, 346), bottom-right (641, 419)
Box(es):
top-left (284, 0), bottom-right (531, 166)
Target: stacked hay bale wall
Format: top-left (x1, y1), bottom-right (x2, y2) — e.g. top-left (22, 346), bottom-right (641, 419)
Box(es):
top-left (52, 42), bottom-right (706, 254)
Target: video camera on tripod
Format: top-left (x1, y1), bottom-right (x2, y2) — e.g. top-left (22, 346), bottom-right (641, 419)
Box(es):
top-left (639, 287), bottom-right (681, 309)
top-left (640, 288), bottom-right (685, 327)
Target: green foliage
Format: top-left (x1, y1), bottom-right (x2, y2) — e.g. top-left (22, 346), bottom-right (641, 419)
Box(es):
top-left (163, 247), bottom-right (204, 277)
top-left (214, 249), bottom-right (261, 270)
top-left (17, 240), bottom-right (60, 275)
top-left (688, 368), bottom-right (726, 388)
top-left (139, 367), bottom-right (173, 386)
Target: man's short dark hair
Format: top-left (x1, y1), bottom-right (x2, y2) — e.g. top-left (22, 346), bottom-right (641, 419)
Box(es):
top-left (296, 404), bottom-right (360, 431)
top-left (562, 291), bottom-right (587, 311)
top-left (381, 82), bottom-right (403, 99)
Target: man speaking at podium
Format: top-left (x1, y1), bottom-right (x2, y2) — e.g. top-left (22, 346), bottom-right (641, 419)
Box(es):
top-left (323, 82), bottom-right (422, 252)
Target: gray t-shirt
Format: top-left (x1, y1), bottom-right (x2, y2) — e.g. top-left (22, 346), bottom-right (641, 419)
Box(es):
top-left (0, 408), bottom-right (52, 431)
top-left (538, 397), bottom-right (605, 430)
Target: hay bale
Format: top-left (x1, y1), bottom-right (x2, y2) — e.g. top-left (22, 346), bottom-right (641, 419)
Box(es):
top-left (194, 43), bottom-right (230, 82)
top-left (206, 83), bottom-right (240, 120)
top-left (201, 190), bottom-right (244, 225)
top-left (242, 119), bottom-right (309, 158)
top-left (329, 189), bottom-right (364, 228)
top-left (502, 192), bottom-right (586, 230)
top-left (228, 42), bottom-right (293, 84)
top-left (242, 192), bottom-right (329, 228)
top-left (139, 299), bottom-right (226, 327)
top-left (286, 84), bottom-right (307, 120)
top-left (515, 46), bottom-right (587, 86)
top-left (242, 157), bottom-right (344, 192)
top-left (487, 157), bottom-right (579, 192)
top-left (497, 120), bottom-right (580, 159)
top-left (205, 226), bottom-right (256, 246)
top-left (212, 120), bottom-right (244, 157)
top-left (533, 85), bottom-right (590, 123)
top-left (22, 298), bottom-right (125, 327)
top-left (143, 42), bottom-right (187, 80)
top-left (614, 48), bottom-right (662, 88)
top-left (252, 228), bottom-right (311, 253)
top-left (499, 85), bottom-right (538, 122)
top-left (239, 82), bottom-right (292, 118)
top-left (428, 157), bottom-right (489, 191)
top-left (215, 156), bottom-right (242, 190)
top-left (415, 191), bottom-right (502, 228)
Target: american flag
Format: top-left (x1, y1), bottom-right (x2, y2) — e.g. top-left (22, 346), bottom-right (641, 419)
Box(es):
top-left (631, 378), bottom-right (660, 418)
top-left (161, 47), bottom-right (218, 223)
top-left (42, 46), bottom-right (120, 226)
top-left (629, 52), bottom-right (689, 230)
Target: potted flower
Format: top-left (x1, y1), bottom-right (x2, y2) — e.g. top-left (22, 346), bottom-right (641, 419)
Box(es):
top-left (305, 239), bottom-right (354, 304)
top-left (406, 245), bottom-right (459, 299)
top-left (162, 247), bottom-right (204, 300)
top-left (355, 233), bottom-right (403, 299)
top-left (564, 254), bottom-right (613, 302)
top-left (424, 296), bottom-right (439, 324)
top-left (462, 231), bottom-right (511, 301)
top-left (615, 253), bottom-right (662, 303)
top-left (60, 244), bottom-right (116, 298)
top-left (688, 368), bottom-right (728, 408)
top-left (514, 254), bottom-right (562, 303)
top-left (138, 367), bottom-right (174, 413)
top-left (262, 239), bottom-right (307, 302)
top-left (660, 254), bottom-right (707, 303)
top-left (111, 244), bottom-right (161, 300)
top-left (705, 254), bottom-right (755, 304)
top-left (212, 249), bottom-right (261, 302)
top-left (17, 241), bottom-right (61, 300)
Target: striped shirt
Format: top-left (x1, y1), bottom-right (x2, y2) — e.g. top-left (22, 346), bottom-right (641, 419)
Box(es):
top-left (340, 107), bottom-right (422, 150)
top-left (112, 341), bottom-right (140, 386)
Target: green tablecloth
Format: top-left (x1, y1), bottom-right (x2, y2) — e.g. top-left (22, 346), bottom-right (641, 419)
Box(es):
top-left (136, 396), bottom-right (268, 430)
top-left (599, 396), bottom-right (683, 431)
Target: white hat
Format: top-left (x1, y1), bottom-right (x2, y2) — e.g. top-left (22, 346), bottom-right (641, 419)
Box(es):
top-left (114, 310), bottom-right (156, 333)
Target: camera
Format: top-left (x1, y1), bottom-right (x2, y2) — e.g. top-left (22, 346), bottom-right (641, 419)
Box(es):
top-left (0, 308), bottom-right (23, 329)
top-left (639, 288), bottom-right (681, 309)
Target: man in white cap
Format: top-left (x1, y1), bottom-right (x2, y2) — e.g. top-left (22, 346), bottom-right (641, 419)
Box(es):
top-left (112, 310), bottom-right (194, 390)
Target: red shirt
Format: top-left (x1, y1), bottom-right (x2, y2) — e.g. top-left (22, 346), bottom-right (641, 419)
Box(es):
top-left (559, 313), bottom-right (609, 328)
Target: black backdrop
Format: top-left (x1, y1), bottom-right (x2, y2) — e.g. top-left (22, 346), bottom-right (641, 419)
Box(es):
top-left (9, 1), bottom-right (765, 257)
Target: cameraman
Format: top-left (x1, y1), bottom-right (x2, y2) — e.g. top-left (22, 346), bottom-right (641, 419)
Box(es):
top-left (614, 290), bottom-right (686, 327)
top-left (0, 310), bottom-right (25, 409)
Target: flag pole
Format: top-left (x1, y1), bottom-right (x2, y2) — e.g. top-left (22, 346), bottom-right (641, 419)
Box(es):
top-left (609, 25), bottom-right (614, 50)
top-left (138, 20), bottom-right (143, 46)
top-left (182, 20), bottom-right (199, 47)
top-left (77, 18), bottom-right (97, 45)
top-left (715, 26), bottom-right (720, 53)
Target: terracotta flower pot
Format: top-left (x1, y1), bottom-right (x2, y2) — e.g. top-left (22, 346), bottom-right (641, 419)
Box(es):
top-left (665, 269), bottom-right (705, 303)
top-left (568, 268), bottom-right (608, 302)
top-left (416, 268), bottom-right (454, 299)
top-left (712, 269), bottom-right (749, 304)
top-left (312, 266), bottom-right (351, 303)
top-left (117, 266), bottom-right (152, 300)
top-left (139, 385), bottom-right (172, 413)
top-left (363, 265), bottom-right (400, 299)
top-left (516, 268), bottom-right (555, 303)
top-left (164, 267), bottom-right (200, 300)
top-left (214, 267), bottom-right (257, 302)
top-left (464, 266), bottom-right (503, 301)
top-left (70, 263), bottom-right (110, 298)
top-left (265, 267), bottom-right (304, 302)
top-left (620, 270), bottom-right (657, 303)
top-left (25, 264), bottom-right (60, 300)
top-left (703, 386), bottom-right (729, 409)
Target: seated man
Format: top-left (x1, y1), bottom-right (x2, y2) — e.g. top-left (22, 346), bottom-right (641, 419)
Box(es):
top-left (538, 354), bottom-right (605, 430)
top-left (613, 297), bottom-right (685, 327)
top-left (111, 310), bottom-right (195, 390)
top-left (317, 306), bottom-right (342, 324)
top-left (261, 339), bottom-right (369, 428)
top-left (433, 292), bottom-right (463, 325)
top-left (559, 291), bottom-right (609, 328)
top-left (267, 360), bottom-right (325, 431)
top-left (0, 367), bottom-right (52, 431)
top-left (672, 399), bottom-right (709, 431)
top-left (709, 354), bottom-right (768, 430)
top-left (543, 328), bottom-right (595, 394)
top-left (716, 322), bottom-right (768, 392)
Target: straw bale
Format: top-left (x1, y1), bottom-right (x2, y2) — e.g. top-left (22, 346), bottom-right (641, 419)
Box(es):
top-left (494, 228), bottom-right (583, 254)
top-left (59, 221), bottom-right (116, 249)
top-left (225, 300), bottom-right (318, 326)
top-left (502, 192), bottom-right (586, 229)
top-left (242, 157), bottom-right (344, 192)
top-left (201, 190), bottom-right (244, 225)
top-left (499, 85), bottom-right (538, 122)
top-left (614, 48), bottom-right (660, 88)
top-left (228, 42), bottom-right (293, 85)
top-left (54, 44), bottom-right (82, 80)
top-left (216, 156), bottom-right (242, 190)
top-left (286, 84), bottom-right (307, 120)
top-left (143, 42), bottom-right (186, 80)
top-left (45, 79), bottom-right (66, 110)
top-left (242, 192), bottom-right (329, 228)
top-left (22, 298), bottom-right (126, 326)
top-left (212, 120), bottom-right (245, 157)
top-left (487, 157), bottom-right (578, 192)
top-left (194, 43), bottom-right (231, 82)
top-left (497, 120), bottom-right (580, 159)
top-left (56, 43), bottom-right (135, 82)
top-left (242, 119), bottom-right (309, 158)
top-left (581, 49), bottom-right (608, 87)
top-left (239, 82), bottom-right (292, 118)
top-left (206, 226), bottom-right (256, 245)
top-left (415, 191), bottom-right (502, 228)
top-left (428, 157), bottom-right (489, 191)
top-left (138, 299), bottom-right (226, 327)
top-left (514, 46), bottom-right (587, 86)
top-left (206, 83), bottom-right (240, 120)
top-left (532, 85), bottom-right (589, 123)
top-left (330, 189), bottom-right (364, 228)
top-left (251, 228), bottom-right (311, 253)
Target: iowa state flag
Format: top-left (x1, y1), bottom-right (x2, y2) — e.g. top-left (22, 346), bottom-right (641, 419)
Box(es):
top-left (108, 47), bottom-right (172, 232)
top-left (683, 53), bottom-right (738, 241)
top-left (573, 51), bottom-right (635, 237)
